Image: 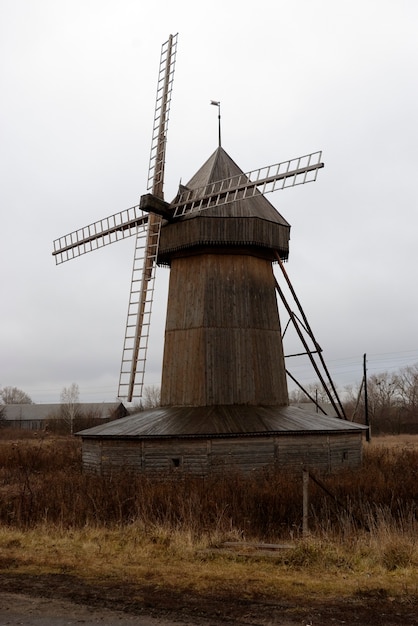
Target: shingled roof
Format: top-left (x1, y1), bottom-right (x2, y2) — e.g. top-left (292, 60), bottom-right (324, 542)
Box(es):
top-left (158, 147), bottom-right (291, 264)
top-left (182, 147), bottom-right (290, 223)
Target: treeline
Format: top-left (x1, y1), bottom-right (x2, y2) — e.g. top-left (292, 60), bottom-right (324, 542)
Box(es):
top-left (345, 363), bottom-right (418, 434)
top-left (290, 363), bottom-right (418, 435)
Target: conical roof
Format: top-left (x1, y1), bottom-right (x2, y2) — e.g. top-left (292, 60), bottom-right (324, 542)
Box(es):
top-left (180, 147), bottom-right (290, 224)
top-left (158, 146), bottom-right (291, 264)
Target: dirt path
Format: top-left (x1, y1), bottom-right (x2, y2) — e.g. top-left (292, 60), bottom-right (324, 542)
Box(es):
top-left (0, 592), bottom-right (174, 625)
top-left (0, 574), bottom-right (417, 625)
top-left (0, 591), bottom-right (303, 626)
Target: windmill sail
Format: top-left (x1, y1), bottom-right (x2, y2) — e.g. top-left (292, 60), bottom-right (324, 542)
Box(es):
top-left (171, 151), bottom-right (323, 218)
top-left (52, 206), bottom-right (148, 264)
top-left (118, 33), bottom-right (178, 402)
top-left (51, 150), bottom-right (322, 266)
top-left (52, 34), bottom-right (329, 411)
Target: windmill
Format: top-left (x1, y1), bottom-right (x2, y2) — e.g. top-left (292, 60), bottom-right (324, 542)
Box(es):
top-left (53, 34), bottom-right (341, 417)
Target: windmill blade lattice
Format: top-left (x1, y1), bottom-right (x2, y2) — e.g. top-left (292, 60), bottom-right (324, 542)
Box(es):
top-left (171, 151), bottom-right (323, 218)
top-left (147, 34), bottom-right (178, 195)
top-left (52, 205), bottom-right (148, 264)
top-left (118, 33), bottom-right (178, 402)
top-left (51, 33), bottom-right (329, 411)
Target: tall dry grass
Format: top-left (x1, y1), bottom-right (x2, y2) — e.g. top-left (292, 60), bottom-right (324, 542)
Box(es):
top-left (0, 431), bottom-right (417, 604)
top-left (0, 431), bottom-right (417, 545)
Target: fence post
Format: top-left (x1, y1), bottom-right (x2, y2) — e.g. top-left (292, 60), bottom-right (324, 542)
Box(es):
top-left (303, 468), bottom-right (309, 536)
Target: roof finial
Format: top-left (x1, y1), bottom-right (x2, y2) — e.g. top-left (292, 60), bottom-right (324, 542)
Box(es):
top-left (210, 100), bottom-right (221, 147)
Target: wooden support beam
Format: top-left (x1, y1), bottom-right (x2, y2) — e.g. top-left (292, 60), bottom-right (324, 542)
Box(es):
top-left (140, 193), bottom-right (172, 219)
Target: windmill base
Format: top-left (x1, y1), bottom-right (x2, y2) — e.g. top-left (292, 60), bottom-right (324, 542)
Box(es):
top-left (77, 405), bottom-right (366, 476)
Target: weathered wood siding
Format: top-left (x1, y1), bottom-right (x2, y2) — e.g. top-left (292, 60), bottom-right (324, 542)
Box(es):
top-left (158, 216), bottom-right (290, 264)
top-left (161, 253), bottom-right (288, 406)
top-left (143, 439), bottom-right (210, 474)
top-left (81, 432), bottom-right (363, 476)
top-left (275, 433), bottom-right (363, 472)
top-left (210, 437), bottom-right (276, 473)
top-left (3, 419), bottom-right (44, 430)
top-left (82, 439), bottom-right (142, 474)
top-left (82, 439), bottom-right (103, 473)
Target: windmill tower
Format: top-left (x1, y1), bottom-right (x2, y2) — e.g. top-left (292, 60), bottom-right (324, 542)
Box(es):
top-left (158, 146), bottom-right (290, 408)
top-left (53, 35), bottom-right (366, 474)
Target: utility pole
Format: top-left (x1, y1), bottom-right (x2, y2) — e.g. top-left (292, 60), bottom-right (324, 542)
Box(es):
top-left (363, 353), bottom-right (370, 442)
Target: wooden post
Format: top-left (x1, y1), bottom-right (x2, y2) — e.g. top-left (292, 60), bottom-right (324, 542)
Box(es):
top-left (303, 468), bottom-right (309, 536)
top-left (363, 353), bottom-right (370, 442)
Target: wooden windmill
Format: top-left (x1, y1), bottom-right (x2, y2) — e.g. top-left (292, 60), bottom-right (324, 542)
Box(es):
top-left (53, 34), bottom-right (338, 416)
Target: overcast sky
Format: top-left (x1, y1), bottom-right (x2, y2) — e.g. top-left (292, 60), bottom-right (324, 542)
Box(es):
top-left (1, 0), bottom-right (417, 404)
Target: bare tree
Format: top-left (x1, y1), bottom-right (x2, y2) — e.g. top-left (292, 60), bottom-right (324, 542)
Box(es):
top-left (60, 383), bottom-right (80, 434)
top-left (288, 383), bottom-right (333, 406)
top-left (0, 386), bottom-right (33, 404)
top-left (368, 372), bottom-right (401, 432)
top-left (345, 371), bottom-right (405, 434)
top-left (393, 364), bottom-right (418, 429)
top-left (343, 383), bottom-right (364, 422)
top-left (142, 385), bottom-right (161, 409)
top-left (395, 364), bottom-right (418, 412)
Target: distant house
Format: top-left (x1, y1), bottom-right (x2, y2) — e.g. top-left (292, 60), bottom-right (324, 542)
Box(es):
top-left (1, 402), bottom-right (128, 431)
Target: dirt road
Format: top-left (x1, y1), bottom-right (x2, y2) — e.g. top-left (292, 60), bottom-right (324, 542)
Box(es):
top-left (0, 574), bottom-right (417, 626)
top-left (0, 592), bottom-right (169, 625)
top-left (0, 591), bottom-right (302, 626)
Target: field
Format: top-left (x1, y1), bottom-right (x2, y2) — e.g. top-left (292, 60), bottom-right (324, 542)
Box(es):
top-left (0, 429), bottom-right (417, 624)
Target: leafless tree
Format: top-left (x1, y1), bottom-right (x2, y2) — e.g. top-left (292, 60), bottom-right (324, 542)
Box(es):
top-left (0, 386), bottom-right (33, 404)
top-left (132, 385), bottom-right (161, 411)
top-left (288, 383), bottom-right (332, 405)
top-left (60, 383), bottom-right (80, 434)
top-left (142, 385), bottom-right (161, 409)
top-left (344, 367), bottom-right (418, 433)
top-left (394, 364), bottom-right (418, 414)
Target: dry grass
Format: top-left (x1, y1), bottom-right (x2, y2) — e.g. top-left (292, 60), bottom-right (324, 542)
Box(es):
top-left (0, 430), bottom-right (417, 605)
top-left (0, 522), bottom-right (417, 603)
top-left (370, 432), bottom-right (418, 446)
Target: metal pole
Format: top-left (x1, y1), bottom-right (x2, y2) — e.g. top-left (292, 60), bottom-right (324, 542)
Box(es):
top-left (210, 100), bottom-right (221, 147)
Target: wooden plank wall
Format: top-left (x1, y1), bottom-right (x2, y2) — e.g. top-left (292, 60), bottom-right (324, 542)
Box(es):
top-left (161, 253), bottom-right (288, 406)
top-left (82, 433), bottom-right (363, 476)
top-left (3, 419), bottom-right (44, 430)
top-left (276, 434), bottom-right (363, 472)
top-left (210, 437), bottom-right (276, 473)
top-left (82, 440), bottom-right (103, 473)
top-left (158, 217), bottom-right (290, 264)
top-left (143, 439), bottom-right (210, 474)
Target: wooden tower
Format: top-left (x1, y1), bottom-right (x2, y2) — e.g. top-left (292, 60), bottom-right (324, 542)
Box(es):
top-left (158, 147), bottom-right (290, 408)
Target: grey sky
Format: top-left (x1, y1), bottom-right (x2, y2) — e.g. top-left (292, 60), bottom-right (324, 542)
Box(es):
top-left (1, 0), bottom-right (417, 404)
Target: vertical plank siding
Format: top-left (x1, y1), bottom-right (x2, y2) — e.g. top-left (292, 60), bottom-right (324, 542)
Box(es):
top-left (158, 215), bottom-right (290, 266)
top-left (161, 253), bottom-right (288, 406)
